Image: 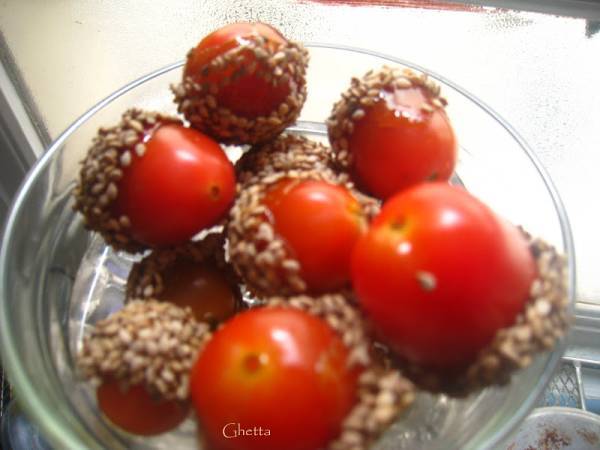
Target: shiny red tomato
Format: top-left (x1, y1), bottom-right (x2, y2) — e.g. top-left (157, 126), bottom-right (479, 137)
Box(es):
top-left (184, 22), bottom-right (290, 118)
top-left (264, 178), bottom-right (367, 293)
top-left (351, 183), bottom-right (536, 369)
top-left (350, 85), bottom-right (457, 199)
top-left (114, 124), bottom-right (235, 247)
top-left (97, 379), bottom-right (189, 436)
top-left (190, 307), bottom-right (358, 450)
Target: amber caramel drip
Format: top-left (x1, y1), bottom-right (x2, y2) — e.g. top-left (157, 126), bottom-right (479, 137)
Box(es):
top-left (160, 259), bottom-right (238, 325)
top-left (97, 380), bottom-right (189, 436)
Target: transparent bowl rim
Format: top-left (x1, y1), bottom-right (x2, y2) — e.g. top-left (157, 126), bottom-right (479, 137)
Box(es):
top-left (0, 42), bottom-right (576, 450)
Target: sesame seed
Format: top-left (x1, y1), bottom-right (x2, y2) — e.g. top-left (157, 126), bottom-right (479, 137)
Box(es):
top-left (421, 103), bottom-right (434, 113)
top-left (267, 116), bottom-right (283, 127)
top-left (109, 168), bottom-right (123, 180)
top-left (91, 183), bottom-right (105, 195)
top-left (142, 285), bottom-right (154, 298)
top-left (118, 328), bottom-right (132, 344)
top-left (395, 77), bottom-right (412, 89)
top-left (535, 298), bottom-right (551, 316)
top-left (278, 102), bottom-right (290, 116)
top-left (340, 430), bottom-right (363, 446)
top-left (123, 132), bottom-right (139, 147)
top-left (373, 405), bottom-right (396, 423)
top-left (161, 368), bottom-right (175, 383)
top-left (120, 151), bottom-right (132, 167)
top-left (272, 51), bottom-right (286, 63)
top-left (135, 143), bottom-right (146, 157)
top-left (375, 390), bottom-right (395, 406)
top-left (416, 271), bottom-right (436, 291)
top-left (359, 97), bottom-right (374, 107)
top-left (282, 259), bottom-right (301, 271)
top-left (106, 183), bottom-right (118, 200)
top-left (254, 47), bottom-right (268, 60)
top-left (432, 98), bottom-right (445, 109)
top-left (97, 194), bottom-right (110, 207)
top-left (128, 120), bottom-right (144, 133)
top-left (351, 109), bottom-right (365, 120)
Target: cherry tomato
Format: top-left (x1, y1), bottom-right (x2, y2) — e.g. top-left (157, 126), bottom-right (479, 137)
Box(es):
top-left (114, 124), bottom-right (235, 247)
top-left (264, 178), bottom-right (367, 293)
top-left (330, 69), bottom-right (458, 200)
top-left (97, 379), bottom-right (189, 436)
top-left (184, 22), bottom-right (291, 118)
top-left (190, 307), bottom-right (358, 450)
top-left (159, 259), bottom-right (239, 325)
top-left (351, 183), bottom-right (536, 369)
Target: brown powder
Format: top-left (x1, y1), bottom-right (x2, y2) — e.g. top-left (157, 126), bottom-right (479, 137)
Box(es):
top-left (577, 427), bottom-right (599, 446)
top-left (537, 426), bottom-right (572, 450)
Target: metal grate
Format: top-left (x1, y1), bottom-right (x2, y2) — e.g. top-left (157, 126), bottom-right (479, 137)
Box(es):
top-left (539, 360), bottom-right (585, 409)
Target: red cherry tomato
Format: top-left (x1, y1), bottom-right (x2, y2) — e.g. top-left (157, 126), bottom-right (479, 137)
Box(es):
top-left (350, 86), bottom-right (457, 199)
top-left (264, 179), bottom-right (367, 293)
top-left (159, 260), bottom-right (239, 325)
top-left (351, 183), bottom-right (536, 369)
top-left (184, 22), bottom-right (290, 118)
top-left (190, 307), bottom-right (358, 450)
top-left (97, 379), bottom-right (189, 436)
top-left (114, 124), bottom-right (235, 247)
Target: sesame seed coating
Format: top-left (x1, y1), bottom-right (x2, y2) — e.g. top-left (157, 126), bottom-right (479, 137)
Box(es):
top-left (72, 109), bottom-right (182, 253)
top-left (236, 133), bottom-right (336, 188)
top-left (172, 36), bottom-right (309, 145)
top-left (78, 300), bottom-right (211, 401)
top-left (330, 367), bottom-right (415, 450)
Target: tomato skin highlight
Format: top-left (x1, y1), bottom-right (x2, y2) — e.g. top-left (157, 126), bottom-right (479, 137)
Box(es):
top-left (96, 379), bottom-right (189, 436)
top-left (264, 179), bottom-right (367, 293)
top-left (350, 87), bottom-right (457, 199)
top-left (351, 183), bottom-right (536, 369)
top-left (114, 125), bottom-right (235, 247)
top-left (190, 308), bottom-right (358, 450)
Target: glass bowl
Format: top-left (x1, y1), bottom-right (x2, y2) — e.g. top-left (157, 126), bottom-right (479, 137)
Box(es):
top-left (0, 44), bottom-right (575, 450)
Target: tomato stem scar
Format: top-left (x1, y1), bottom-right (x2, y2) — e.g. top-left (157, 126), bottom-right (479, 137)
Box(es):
top-left (243, 353), bottom-right (268, 373)
top-left (210, 185), bottom-right (221, 199)
top-left (390, 219), bottom-right (405, 230)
